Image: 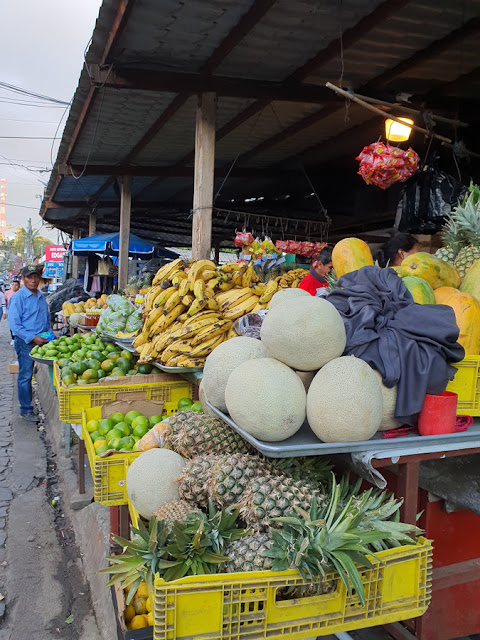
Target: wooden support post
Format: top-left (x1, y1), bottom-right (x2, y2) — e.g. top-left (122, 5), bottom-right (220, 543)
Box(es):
top-left (88, 210), bottom-right (97, 237)
top-left (214, 242), bottom-right (220, 264)
top-left (71, 229), bottom-right (81, 278)
top-left (118, 176), bottom-right (131, 290)
top-left (192, 92), bottom-right (216, 260)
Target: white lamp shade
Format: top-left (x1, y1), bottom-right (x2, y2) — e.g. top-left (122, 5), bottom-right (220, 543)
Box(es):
top-left (385, 117), bottom-right (414, 142)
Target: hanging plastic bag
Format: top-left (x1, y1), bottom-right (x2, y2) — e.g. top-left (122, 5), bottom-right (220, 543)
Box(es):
top-left (397, 165), bottom-right (468, 234)
top-left (234, 231), bottom-right (255, 247)
top-left (356, 142), bottom-right (419, 190)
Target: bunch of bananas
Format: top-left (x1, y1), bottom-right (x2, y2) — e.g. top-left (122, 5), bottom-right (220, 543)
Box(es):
top-left (273, 268), bottom-right (309, 289)
top-left (133, 259), bottom-right (308, 368)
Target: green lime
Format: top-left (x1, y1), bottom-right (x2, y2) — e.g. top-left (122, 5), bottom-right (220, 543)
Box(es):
top-left (110, 412), bottom-right (125, 424)
top-left (86, 419), bottom-right (99, 433)
top-left (95, 444), bottom-right (109, 455)
top-left (137, 364), bottom-right (153, 374)
top-left (98, 418), bottom-right (115, 435)
top-left (120, 350), bottom-right (133, 361)
top-left (132, 423), bottom-right (149, 438)
top-left (115, 357), bottom-right (131, 372)
top-left (106, 428), bottom-right (122, 443)
top-left (62, 374), bottom-right (77, 386)
top-left (115, 421), bottom-right (131, 437)
top-left (119, 436), bottom-right (135, 451)
top-left (190, 401), bottom-right (203, 413)
top-left (77, 379), bottom-right (89, 386)
top-left (71, 361), bottom-right (87, 376)
top-left (82, 369), bottom-right (98, 382)
top-left (89, 430), bottom-right (100, 442)
top-left (109, 438), bottom-right (121, 450)
top-left (110, 368), bottom-right (125, 377)
top-left (149, 415), bottom-right (163, 428)
top-left (101, 359), bottom-right (115, 372)
top-left (87, 359), bottom-right (102, 371)
top-left (177, 397), bottom-right (193, 411)
top-left (124, 410), bottom-right (142, 426)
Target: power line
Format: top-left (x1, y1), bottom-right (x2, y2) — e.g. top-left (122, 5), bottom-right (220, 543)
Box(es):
top-left (0, 136), bottom-right (57, 140)
top-left (5, 202), bottom-right (40, 210)
top-left (0, 81), bottom-right (70, 106)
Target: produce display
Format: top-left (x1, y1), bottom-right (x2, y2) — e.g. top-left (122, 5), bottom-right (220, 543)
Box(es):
top-left (121, 580), bottom-right (153, 630)
top-left (133, 258), bottom-right (308, 368)
top-left (32, 333), bottom-right (155, 386)
top-left (95, 294), bottom-right (143, 338)
top-left (62, 295), bottom-right (107, 318)
top-left (85, 409), bottom-right (165, 454)
top-left (103, 410), bottom-right (421, 610)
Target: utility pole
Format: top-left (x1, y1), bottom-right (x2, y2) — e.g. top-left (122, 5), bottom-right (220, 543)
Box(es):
top-left (26, 218), bottom-right (33, 263)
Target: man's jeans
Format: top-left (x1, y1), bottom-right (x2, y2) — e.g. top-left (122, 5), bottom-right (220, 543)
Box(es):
top-left (13, 337), bottom-right (35, 414)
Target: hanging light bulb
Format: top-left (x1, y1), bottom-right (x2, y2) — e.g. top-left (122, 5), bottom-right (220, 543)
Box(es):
top-left (385, 117), bottom-right (414, 142)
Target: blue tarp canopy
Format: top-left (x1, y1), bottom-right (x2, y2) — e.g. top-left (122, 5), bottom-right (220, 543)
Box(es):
top-left (70, 232), bottom-right (178, 259)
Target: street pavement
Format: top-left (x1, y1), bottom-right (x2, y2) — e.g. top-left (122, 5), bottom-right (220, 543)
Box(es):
top-left (0, 321), bottom-right (100, 640)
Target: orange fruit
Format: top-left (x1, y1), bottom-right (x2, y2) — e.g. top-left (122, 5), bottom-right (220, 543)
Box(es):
top-left (132, 596), bottom-right (147, 615)
top-left (128, 614), bottom-right (148, 630)
top-left (145, 597), bottom-right (151, 612)
top-left (124, 604), bottom-right (135, 623)
top-left (147, 612), bottom-right (154, 626)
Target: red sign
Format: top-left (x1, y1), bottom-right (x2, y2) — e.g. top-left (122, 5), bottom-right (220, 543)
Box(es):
top-left (45, 245), bottom-right (66, 262)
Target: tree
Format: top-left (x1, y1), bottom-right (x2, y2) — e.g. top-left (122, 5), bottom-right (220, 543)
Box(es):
top-left (13, 223), bottom-right (50, 261)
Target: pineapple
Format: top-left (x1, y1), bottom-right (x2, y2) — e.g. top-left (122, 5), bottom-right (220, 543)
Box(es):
top-left (435, 218), bottom-right (461, 264)
top-left (444, 183), bottom-right (480, 278)
top-left (178, 454), bottom-right (281, 507)
top-left (225, 533), bottom-right (273, 572)
top-left (165, 412), bottom-right (252, 458)
top-left (155, 500), bottom-right (200, 523)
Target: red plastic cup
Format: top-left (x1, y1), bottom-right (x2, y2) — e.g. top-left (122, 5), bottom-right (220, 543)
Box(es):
top-left (418, 391), bottom-right (458, 436)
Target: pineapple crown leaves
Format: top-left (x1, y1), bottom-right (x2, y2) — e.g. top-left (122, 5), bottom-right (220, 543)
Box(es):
top-left (271, 456), bottom-right (333, 489)
top-left (264, 474), bottom-right (422, 606)
top-left (101, 501), bottom-right (250, 590)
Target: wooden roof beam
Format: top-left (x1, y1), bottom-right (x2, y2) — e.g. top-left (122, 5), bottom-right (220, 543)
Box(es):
top-left (237, 15), bottom-right (480, 165)
top-left (90, 67), bottom-right (340, 103)
top-left (60, 164), bottom-right (299, 178)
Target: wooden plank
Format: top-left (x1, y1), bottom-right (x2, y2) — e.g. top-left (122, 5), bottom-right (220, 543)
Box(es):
top-left (397, 460), bottom-right (420, 526)
top-left (88, 211), bottom-right (96, 236)
top-left (118, 176), bottom-right (131, 290)
top-left (71, 229), bottom-right (81, 278)
top-left (192, 93), bottom-right (216, 261)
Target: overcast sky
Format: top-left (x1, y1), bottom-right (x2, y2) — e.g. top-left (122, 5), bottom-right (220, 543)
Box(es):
top-left (0, 0), bottom-right (102, 242)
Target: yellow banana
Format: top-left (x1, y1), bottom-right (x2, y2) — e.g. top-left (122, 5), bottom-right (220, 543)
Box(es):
top-left (187, 260), bottom-right (216, 286)
top-left (182, 293), bottom-right (195, 307)
top-left (193, 279), bottom-right (205, 304)
top-left (190, 319), bottom-right (233, 347)
top-left (179, 357), bottom-right (207, 368)
top-left (152, 258), bottom-right (184, 285)
top-left (291, 278), bottom-right (301, 287)
top-left (138, 342), bottom-right (154, 364)
top-left (163, 290), bottom-right (181, 314)
top-left (177, 318), bottom-right (218, 340)
top-left (201, 269), bottom-right (217, 281)
top-left (144, 306), bottom-right (164, 331)
top-left (187, 298), bottom-right (207, 316)
top-left (242, 263), bottom-right (254, 288)
top-left (178, 277), bottom-right (191, 299)
top-left (165, 353), bottom-right (191, 367)
top-left (259, 281), bottom-right (279, 304)
top-left (223, 295), bottom-right (259, 320)
top-left (171, 271), bottom-right (187, 287)
top-left (156, 286), bottom-right (178, 307)
top-left (220, 288), bottom-right (254, 312)
top-left (177, 312), bottom-right (189, 323)
top-left (206, 276), bottom-right (222, 292)
top-left (190, 333), bottom-right (225, 357)
top-left (218, 280), bottom-right (236, 292)
top-left (160, 339), bottom-right (188, 363)
top-left (183, 310), bottom-right (221, 326)
top-left (220, 262), bottom-right (240, 274)
top-left (132, 334), bottom-right (146, 349)
top-left (232, 271), bottom-right (244, 286)
top-left (204, 294), bottom-right (219, 311)
top-left (176, 340), bottom-right (196, 354)
top-left (249, 282), bottom-right (266, 295)
top-left (144, 285), bottom-right (162, 312)
top-left (159, 303), bottom-right (187, 333)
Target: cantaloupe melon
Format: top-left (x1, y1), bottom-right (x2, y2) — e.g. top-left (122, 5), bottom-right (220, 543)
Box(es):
top-left (260, 297), bottom-right (346, 371)
top-left (202, 337), bottom-right (268, 412)
top-left (225, 358), bottom-right (306, 441)
top-left (372, 370), bottom-right (401, 431)
top-left (269, 287), bottom-right (311, 309)
top-left (307, 356), bottom-right (382, 442)
top-left (198, 381), bottom-right (216, 417)
top-left (126, 449), bottom-right (185, 519)
top-left (295, 370), bottom-right (316, 392)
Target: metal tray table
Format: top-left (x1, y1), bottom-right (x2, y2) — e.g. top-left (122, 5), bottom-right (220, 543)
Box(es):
top-left (207, 403), bottom-right (480, 458)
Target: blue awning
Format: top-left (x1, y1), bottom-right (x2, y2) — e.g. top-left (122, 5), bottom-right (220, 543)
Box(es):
top-left (70, 232), bottom-right (178, 259)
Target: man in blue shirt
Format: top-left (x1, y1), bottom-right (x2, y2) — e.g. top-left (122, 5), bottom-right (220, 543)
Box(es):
top-left (8, 266), bottom-right (50, 421)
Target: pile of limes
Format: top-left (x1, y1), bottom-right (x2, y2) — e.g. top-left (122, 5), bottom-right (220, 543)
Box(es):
top-left (41, 334), bottom-right (155, 387)
top-left (86, 410), bottom-right (163, 454)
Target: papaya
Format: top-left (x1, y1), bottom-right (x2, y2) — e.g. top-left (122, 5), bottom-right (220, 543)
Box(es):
top-left (434, 286), bottom-right (460, 304)
top-left (332, 237), bottom-right (374, 278)
top-left (400, 252), bottom-right (461, 289)
top-left (442, 291), bottom-right (480, 355)
top-left (459, 258), bottom-right (480, 299)
top-left (402, 276), bottom-right (435, 304)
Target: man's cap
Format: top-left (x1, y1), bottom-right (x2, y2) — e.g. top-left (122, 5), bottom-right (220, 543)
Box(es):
top-left (21, 265), bottom-right (42, 277)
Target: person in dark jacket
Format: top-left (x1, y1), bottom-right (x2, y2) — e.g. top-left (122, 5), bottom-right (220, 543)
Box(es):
top-left (298, 247), bottom-right (333, 296)
top-left (375, 233), bottom-right (420, 268)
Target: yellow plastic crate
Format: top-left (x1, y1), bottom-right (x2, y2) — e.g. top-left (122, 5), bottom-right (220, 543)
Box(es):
top-left (447, 355), bottom-right (480, 416)
top-left (152, 539), bottom-right (432, 640)
top-left (126, 501), bottom-right (432, 640)
top-left (54, 362), bottom-right (192, 423)
top-left (82, 396), bottom-right (192, 507)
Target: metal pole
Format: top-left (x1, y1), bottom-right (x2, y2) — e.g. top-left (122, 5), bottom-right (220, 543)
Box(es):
top-left (118, 175), bottom-right (131, 290)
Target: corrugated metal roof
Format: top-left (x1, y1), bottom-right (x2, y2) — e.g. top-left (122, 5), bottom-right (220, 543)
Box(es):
top-left (42, 0), bottom-right (480, 246)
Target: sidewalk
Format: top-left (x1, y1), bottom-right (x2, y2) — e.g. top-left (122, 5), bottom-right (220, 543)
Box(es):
top-left (0, 321), bottom-right (108, 640)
